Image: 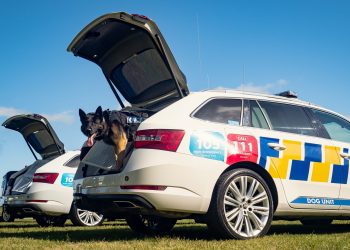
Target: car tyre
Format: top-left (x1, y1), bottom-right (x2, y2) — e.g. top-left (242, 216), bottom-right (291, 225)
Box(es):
top-left (69, 202), bottom-right (104, 226)
top-left (207, 168), bottom-right (274, 239)
top-left (2, 209), bottom-right (15, 222)
top-left (126, 214), bottom-right (177, 234)
top-left (300, 218), bottom-right (333, 226)
top-left (35, 215), bottom-right (67, 227)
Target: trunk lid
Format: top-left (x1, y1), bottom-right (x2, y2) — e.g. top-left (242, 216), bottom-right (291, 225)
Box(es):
top-left (67, 12), bottom-right (189, 109)
top-left (2, 114), bottom-right (65, 159)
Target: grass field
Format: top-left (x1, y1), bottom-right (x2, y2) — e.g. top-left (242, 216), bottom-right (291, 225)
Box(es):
top-left (1, 219), bottom-right (350, 249)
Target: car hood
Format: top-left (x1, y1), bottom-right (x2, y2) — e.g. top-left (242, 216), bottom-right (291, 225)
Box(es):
top-left (2, 114), bottom-right (65, 159)
top-left (67, 12), bottom-right (189, 109)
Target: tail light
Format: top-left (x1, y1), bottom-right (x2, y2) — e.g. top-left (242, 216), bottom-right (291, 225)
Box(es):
top-left (33, 173), bottom-right (59, 184)
top-left (135, 129), bottom-right (185, 152)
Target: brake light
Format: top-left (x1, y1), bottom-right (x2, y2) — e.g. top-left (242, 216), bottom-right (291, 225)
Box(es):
top-left (132, 14), bottom-right (149, 20)
top-left (33, 173), bottom-right (59, 184)
top-left (135, 129), bottom-right (185, 152)
top-left (26, 200), bottom-right (48, 203)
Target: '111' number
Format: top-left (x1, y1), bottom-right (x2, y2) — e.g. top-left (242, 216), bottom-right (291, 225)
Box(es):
top-left (230, 141), bottom-right (253, 152)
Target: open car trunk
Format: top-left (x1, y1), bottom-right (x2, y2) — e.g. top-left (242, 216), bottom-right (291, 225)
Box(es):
top-left (67, 12), bottom-right (189, 111)
top-left (68, 12), bottom-right (190, 178)
top-left (2, 114), bottom-right (65, 195)
top-left (74, 109), bottom-right (147, 179)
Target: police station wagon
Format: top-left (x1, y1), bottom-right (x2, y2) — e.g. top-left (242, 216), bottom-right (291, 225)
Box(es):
top-left (68, 12), bottom-right (350, 239)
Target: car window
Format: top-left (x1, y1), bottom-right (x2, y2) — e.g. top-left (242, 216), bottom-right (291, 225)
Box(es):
top-left (258, 101), bottom-right (316, 136)
top-left (311, 109), bottom-right (350, 143)
top-left (64, 155), bottom-right (80, 168)
top-left (250, 100), bottom-right (269, 129)
top-left (193, 99), bottom-right (242, 126)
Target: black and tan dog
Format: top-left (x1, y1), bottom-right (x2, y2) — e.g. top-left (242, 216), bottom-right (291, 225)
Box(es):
top-left (79, 106), bottom-right (128, 169)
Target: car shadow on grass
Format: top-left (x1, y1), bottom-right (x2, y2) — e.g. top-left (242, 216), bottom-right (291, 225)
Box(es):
top-left (0, 221), bottom-right (350, 241)
top-left (268, 223), bottom-right (350, 236)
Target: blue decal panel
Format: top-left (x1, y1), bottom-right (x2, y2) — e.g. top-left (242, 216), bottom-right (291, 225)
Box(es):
top-left (189, 131), bottom-right (225, 161)
top-left (61, 173), bottom-right (75, 187)
top-left (259, 137), bottom-right (279, 168)
top-left (292, 196), bottom-right (350, 206)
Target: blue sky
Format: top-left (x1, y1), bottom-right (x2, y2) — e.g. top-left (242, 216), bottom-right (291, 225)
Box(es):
top-left (0, 0), bottom-right (350, 178)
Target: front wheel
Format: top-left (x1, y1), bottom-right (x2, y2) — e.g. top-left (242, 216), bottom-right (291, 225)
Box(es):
top-left (126, 214), bottom-right (177, 234)
top-left (69, 203), bottom-right (104, 226)
top-left (207, 168), bottom-right (274, 239)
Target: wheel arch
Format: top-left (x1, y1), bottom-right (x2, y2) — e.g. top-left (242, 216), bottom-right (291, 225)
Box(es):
top-left (222, 161), bottom-right (278, 212)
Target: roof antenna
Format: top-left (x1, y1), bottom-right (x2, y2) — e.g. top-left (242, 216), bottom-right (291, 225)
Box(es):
top-left (196, 13), bottom-right (205, 88)
top-left (243, 64), bottom-right (246, 85)
top-left (206, 74), bottom-right (210, 89)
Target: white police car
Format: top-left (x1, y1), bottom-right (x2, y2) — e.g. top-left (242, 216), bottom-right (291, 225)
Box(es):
top-left (68, 12), bottom-right (350, 239)
top-left (2, 114), bottom-right (104, 227)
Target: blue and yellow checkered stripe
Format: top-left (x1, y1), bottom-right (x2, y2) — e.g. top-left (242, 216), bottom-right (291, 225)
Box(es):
top-left (259, 137), bottom-right (349, 184)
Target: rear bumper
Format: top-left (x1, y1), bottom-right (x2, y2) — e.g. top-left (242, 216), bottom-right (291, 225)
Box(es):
top-left (75, 149), bottom-right (227, 214)
top-left (5, 194), bottom-right (70, 216)
top-left (74, 193), bottom-right (189, 218)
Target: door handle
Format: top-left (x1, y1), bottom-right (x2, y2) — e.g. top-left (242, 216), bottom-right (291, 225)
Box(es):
top-left (268, 143), bottom-right (286, 151)
top-left (340, 152), bottom-right (350, 160)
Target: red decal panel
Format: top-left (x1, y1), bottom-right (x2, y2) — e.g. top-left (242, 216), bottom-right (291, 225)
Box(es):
top-left (226, 134), bottom-right (258, 165)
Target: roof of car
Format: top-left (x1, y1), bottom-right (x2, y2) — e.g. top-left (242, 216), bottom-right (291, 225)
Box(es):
top-left (193, 88), bottom-right (349, 122)
top-left (202, 88), bottom-right (311, 104)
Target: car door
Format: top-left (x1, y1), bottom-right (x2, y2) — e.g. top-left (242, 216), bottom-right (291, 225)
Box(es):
top-left (309, 108), bottom-right (350, 210)
top-left (243, 100), bottom-right (341, 210)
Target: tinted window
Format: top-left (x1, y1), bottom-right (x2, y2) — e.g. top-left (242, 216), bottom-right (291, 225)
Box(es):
top-left (194, 99), bottom-right (242, 125)
top-left (64, 155), bottom-right (80, 168)
top-left (311, 109), bottom-right (350, 143)
top-left (111, 49), bottom-right (179, 104)
top-left (250, 100), bottom-right (269, 129)
top-left (259, 101), bottom-right (316, 136)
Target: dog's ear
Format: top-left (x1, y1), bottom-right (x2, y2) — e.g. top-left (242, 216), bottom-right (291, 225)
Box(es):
top-left (94, 106), bottom-right (103, 120)
top-left (103, 110), bottom-right (110, 123)
top-left (79, 109), bottom-right (87, 122)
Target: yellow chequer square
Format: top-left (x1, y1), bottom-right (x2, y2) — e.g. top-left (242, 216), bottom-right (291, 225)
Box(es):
top-left (311, 146), bottom-right (341, 182)
top-left (269, 140), bottom-right (302, 179)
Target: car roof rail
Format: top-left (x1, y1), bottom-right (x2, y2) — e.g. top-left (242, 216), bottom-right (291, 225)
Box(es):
top-left (275, 90), bottom-right (298, 98)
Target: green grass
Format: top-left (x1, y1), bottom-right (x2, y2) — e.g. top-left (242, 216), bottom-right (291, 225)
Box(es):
top-left (1, 219), bottom-right (350, 249)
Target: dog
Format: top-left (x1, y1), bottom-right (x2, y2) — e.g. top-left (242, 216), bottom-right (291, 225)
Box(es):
top-left (79, 106), bottom-right (128, 169)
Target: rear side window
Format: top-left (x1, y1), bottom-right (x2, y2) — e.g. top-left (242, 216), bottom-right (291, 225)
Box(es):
top-left (311, 109), bottom-right (350, 143)
top-left (250, 100), bottom-right (269, 129)
top-left (64, 155), bottom-right (80, 168)
top-left (258, 101), bottom-right (316, 136)
top-left (193, 99), bottom-right (242, 126)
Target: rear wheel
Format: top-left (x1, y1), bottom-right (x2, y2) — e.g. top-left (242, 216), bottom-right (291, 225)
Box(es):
top-left (300, 218), bottom-right (333, 226)
top-left (207, 168), bottom-right (274, 239)
top-left (2, 207), bottom-right (15, 222)
top-left (35, 215), bottom-right (67, 227)
top-left (69, 202), bottom-right (104, 226)
top-left (126, 214), bottom-right (177, 234)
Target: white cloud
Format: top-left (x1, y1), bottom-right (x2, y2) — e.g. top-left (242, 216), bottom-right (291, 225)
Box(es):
top-left (41, 111), bottom-right (75, 124)
top-left (234, 79), bottom-right (288, 94)
top-left (0, 107), bottom-right (75, 124)
top-left (0, 107), bottom-right (26, 117)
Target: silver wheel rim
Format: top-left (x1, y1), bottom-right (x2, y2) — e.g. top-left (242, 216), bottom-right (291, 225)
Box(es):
top-left (224, 175), bottom-right (270, 238)
top-left (77, 209), bottom-right (103, 226)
